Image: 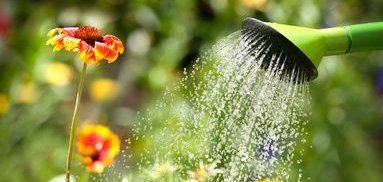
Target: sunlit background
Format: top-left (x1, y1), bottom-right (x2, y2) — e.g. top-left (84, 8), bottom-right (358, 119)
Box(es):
top-left (1, 0), bottom-right (383, 181)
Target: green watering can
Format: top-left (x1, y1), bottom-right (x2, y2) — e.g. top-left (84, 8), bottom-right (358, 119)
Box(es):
top-left (242, 18), bottom-right (383, 82)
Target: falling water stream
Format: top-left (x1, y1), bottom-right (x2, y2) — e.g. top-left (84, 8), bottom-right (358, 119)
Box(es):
top-left (118, 31), bottom-right (311, 182)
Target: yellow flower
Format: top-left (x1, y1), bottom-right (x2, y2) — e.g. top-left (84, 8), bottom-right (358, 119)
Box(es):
top-left (44, 62), bottom-right (73, 86)
top-left (89, 78), bottom-right (118, 102)
top-left (47, 26), bottom-right (124, 64)
top-left (16, 81), bottom-right (38, 104)
top-left (0, 94), bottom-right (10, 115)
top-left (76, 123), bottom-right (120, 173)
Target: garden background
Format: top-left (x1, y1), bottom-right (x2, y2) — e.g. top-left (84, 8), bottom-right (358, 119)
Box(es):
top-left (1, 0), bottom-right (383, 181)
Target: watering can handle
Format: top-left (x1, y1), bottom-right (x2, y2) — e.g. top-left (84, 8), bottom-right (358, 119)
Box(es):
top-left (344, 22), bottom-right (383, 53)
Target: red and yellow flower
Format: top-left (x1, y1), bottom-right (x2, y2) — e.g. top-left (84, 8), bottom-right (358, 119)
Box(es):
top-left (76, 123), bottom-right (120, 173)
top-left (46, 26), bottom-right (124, 64)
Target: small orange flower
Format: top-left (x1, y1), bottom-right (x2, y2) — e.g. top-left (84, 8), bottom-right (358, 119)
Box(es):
top-left (47, 26), bottom-right (124, 64)
top-left (76, 123), bottom-right (120, 173)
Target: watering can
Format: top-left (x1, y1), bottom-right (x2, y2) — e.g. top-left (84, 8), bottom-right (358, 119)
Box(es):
top-left (242, 18), bottom-right (383, 82)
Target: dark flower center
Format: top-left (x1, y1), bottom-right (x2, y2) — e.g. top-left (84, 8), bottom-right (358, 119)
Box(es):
top-left (74, 26), bottom-right (103, 47)
top-left (90, 153), bottom-right (101, 161)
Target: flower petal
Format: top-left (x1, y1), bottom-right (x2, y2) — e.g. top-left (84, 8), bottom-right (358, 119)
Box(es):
top-left (105, 49), bottom-right (118, 63)
top-left (47, 34), bottom-right (66, 51)
top-left (46, 34), bottom-right (63, 45)
top-left (88, 161), bottom-right (105, 173)
top-left (47, 28), bottom-right (60, 37)
top-left (78, 41), bottom-right (95, 63)
top-left (61, 27), bottom-right (78, 37)
top-left (108, 135), bottom-right (120, 155)
top-left (77, 142), bottom-right (96, 156)
top-left (47, 27), bottom-right (78, 38)
top-left (103, 35), bottom-right (124, 54)
top-left (63, 36), bottom-right (81, 51)
top-left (94, 42), bottom-right (119, 63)
top-left (94, 42), bottom-right (109, 62)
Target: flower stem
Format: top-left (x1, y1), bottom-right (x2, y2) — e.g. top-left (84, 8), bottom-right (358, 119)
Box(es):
top-left (66, 63), bottom-right (88, 182)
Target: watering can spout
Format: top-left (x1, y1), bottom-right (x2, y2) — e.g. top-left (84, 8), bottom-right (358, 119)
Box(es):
top-left (267, 21), bottom-right (383, 67)
top-left (242, 18), bottom-right (383, 82)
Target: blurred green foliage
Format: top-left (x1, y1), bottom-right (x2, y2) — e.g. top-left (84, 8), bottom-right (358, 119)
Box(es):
top-left (1, 0), bottom-right (383, 181)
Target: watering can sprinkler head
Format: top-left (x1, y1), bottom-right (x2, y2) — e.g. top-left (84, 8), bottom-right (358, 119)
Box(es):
top-left (242, 17), bottom-right (383, 83)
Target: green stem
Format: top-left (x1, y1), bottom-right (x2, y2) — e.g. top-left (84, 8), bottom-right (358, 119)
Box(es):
top-left (65, 63), bottom-right (88, 182)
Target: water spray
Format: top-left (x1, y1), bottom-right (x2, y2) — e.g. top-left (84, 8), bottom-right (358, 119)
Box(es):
top-left (242, 18), bottom-right (383, 82)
